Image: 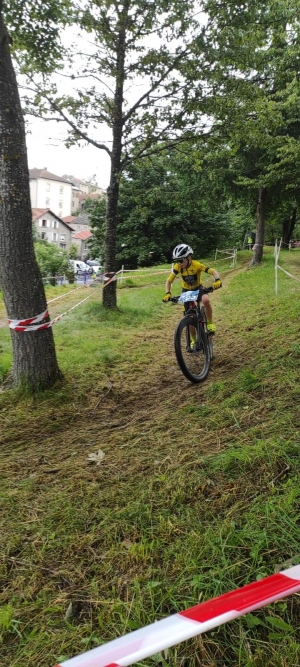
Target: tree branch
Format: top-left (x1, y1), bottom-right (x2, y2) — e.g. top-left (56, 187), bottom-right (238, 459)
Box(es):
top-left (123, 48), bottom-right (191, 124)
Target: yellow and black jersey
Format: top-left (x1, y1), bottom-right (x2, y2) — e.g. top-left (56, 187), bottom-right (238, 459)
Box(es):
top-left (168, 259), bottom-right (214, 290)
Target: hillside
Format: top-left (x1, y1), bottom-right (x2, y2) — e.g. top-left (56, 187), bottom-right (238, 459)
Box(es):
top-left (1, 248), bottom-right (300, 667)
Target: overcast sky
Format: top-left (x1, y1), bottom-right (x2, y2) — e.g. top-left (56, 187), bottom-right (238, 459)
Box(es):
top-left (23, 9), bottom-right (204, 192)
top-left (26, 116), bottom-right (111, 189)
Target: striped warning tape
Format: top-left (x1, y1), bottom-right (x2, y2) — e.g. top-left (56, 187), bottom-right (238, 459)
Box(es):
top-left (54, 564), bottom-right (300, 667)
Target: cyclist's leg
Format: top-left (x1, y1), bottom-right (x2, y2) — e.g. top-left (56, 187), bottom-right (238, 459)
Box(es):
top-left (184, 300), bottom-right (197, 346)
top-left (202, 294), bottom-right (213, 323)
top-left (202, 294), bottom-right (216, 334)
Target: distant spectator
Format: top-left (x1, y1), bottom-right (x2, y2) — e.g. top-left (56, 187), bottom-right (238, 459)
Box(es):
top-left (247, 231), bottom-right (256, 250)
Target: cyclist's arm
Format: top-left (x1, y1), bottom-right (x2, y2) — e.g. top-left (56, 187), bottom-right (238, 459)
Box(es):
top-left (201, 264), bottom-right (220, 281)
top-left (165, 269), bottom-right (177, 293)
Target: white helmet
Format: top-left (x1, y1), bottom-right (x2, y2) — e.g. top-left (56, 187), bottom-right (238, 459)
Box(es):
top-left (172, 244), bottom-right (193, 261)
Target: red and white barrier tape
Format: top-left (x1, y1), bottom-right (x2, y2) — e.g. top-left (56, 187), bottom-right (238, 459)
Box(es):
top-left (8, 309), bottom-right (49, 329)
top-left (103, 269), bottom-right (123, 288)
top-left (8, 295), bottom-right (92, 332)
top-left (120, 270), bottom-right (171, 279)
top-left (48, 285), bottom-right (90, 304)
top-left (54, 564), bottom-right (300, 667)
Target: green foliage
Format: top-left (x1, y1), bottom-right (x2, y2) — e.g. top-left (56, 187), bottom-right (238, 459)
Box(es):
top-left (85, 197), bottom-right (106, 261)
top-left (198, 0), bottom-right (300, 243)
top-left (87, 152), bottom-right (242, 269)
top-left (34, 241), bottom-right (69, 282)
top-left (4, 0), bottom-right (74, 73)
top-left (68, 244), bottom-right (78, 260)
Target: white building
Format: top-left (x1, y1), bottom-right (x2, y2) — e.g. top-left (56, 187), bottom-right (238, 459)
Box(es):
top-left (29, 169), bottom-right (73, 218)
top-left (63, 175), bottom-right (105, 213)
top-left (32, 208), bottom-right (74, 251)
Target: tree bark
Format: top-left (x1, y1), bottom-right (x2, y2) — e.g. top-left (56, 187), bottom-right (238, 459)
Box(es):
top-left (0, 6), bottom-right (62, 390)
top-left (102, 2), bottom-right (129, 308)
top-left (282, 207), bottom-right (297, 246)
top-left (249, 187), bottom-right (267, 267)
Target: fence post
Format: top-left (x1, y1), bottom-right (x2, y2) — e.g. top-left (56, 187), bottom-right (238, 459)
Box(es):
top-left (215, 249), bottom-right (218, 261)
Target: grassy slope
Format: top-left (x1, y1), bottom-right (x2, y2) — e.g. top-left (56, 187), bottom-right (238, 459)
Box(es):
top-left (1, 249), bottom-right (300, 667)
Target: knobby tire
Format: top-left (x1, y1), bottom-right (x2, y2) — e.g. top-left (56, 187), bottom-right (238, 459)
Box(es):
top-left (174, 316), bottom-right (210, 383)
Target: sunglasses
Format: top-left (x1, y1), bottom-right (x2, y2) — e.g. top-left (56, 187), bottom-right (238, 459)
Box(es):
top-left (177, 258), bottom-right (187, 264)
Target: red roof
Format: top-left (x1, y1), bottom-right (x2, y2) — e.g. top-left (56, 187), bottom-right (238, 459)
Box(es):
top-left (62, 215), bottom-right (77, 223)
top-left (78, 191), bottom-right (104, 201)
top-left (32, 208), bottom-right (51, 220)
top-left (73, 230), bottom-right (93, 240)
top-left (29, 168), bottom-right (72, 184)
top-left (32, 208), bottom-right (75, 231)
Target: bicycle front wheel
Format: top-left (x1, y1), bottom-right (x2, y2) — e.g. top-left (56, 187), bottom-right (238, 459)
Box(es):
top-left (174, 316), bottom-right (210, 383)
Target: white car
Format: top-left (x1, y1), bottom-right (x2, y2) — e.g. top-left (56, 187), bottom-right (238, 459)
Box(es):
top-left (86, 260), bottom-right (103, 274)
top-left (69, 260), bottom-right (93, 275)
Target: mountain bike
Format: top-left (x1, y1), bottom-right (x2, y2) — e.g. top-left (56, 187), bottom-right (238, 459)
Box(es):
top-left (170, 287), bottom-right (215, 383)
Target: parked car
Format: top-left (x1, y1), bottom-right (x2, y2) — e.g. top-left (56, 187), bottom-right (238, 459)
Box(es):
top-left (69, 260), bottom-right (93, 275)
top-left (85, 260), bottom-right (103, 274)
top-left (290, 240), bottom-right (300, 248)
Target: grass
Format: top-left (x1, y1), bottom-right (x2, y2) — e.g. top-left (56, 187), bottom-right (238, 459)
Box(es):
top-left (1, 249), bottom-right (300, 666)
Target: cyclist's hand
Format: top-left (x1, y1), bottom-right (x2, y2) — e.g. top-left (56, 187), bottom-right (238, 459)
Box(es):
top-left (162, 292), bottom-right (171, 302)
top-left (213, 279), bottom-right (222, 290)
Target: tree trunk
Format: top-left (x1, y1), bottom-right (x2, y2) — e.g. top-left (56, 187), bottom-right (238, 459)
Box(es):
top-left (0, 7), bottom-right (62, 390)
top-left (249, 187), bottom-right (267, 267)
top-left (282, 207), bottom-right (297, 246)
top-left (102, 3), bottom-right (128, 308)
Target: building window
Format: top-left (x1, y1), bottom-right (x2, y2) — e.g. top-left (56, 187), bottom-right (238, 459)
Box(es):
top-left (46, 198), bottom-right (50, 206)
top-left (41, 219), bottom-right (47, 227)
top-left (46, 182), bottom-right (50, 192)
top-left (60, 243), bottom-right (66, 249)
top-left (60, 235), bottom-right (65, 241)
top-left (53, 233), bottom-right (57, 241)
top-left (59, 200), bottom-right (63, 209)
top-left (41, 232), bottom-right (47, 240)
top-left (59, 186), bottom-right (64, 194)
top-left (52, 220), bottom-right (58, 229)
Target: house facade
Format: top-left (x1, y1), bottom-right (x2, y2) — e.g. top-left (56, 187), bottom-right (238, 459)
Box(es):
top-left (71, 230), bottom-right (93, 260)
top-left (32, 209), bottom-right (74, 251)
top-left (69, 213), bottom-right (91, 233)
top-left (63, 175), bottom-right (105, 214)
top-left (29, 169), bottom-right (73, 218)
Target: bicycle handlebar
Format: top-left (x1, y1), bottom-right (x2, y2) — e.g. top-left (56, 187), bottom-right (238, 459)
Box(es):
top-left (170, 286), bottom-right (214, 304)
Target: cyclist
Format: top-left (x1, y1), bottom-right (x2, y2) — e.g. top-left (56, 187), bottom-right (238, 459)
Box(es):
top-left (162, 244), bottom-right (222, 335)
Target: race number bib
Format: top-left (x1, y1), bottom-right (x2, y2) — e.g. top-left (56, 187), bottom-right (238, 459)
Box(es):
top-left (178, 290), bottom-right (199, 303)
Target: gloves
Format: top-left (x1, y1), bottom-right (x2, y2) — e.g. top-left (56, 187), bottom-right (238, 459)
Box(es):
top-left (213, 279), bottom-right (222, 290)
top-left (162, 292), bottom-right (171, 302)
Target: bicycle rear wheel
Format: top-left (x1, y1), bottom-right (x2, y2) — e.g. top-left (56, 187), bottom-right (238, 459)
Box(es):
top-left (174, 316), bottom-right (210, 383)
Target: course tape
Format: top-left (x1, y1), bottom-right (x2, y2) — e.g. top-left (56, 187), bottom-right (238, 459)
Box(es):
top-left (8, 295), bottom-right (92, 332)
top-left (48, 285), bottom-right (90, 304)
top-left (54, 564), bottom-right (300, 667)
top-left (277, 265), bottom-right (300, 283)
top-left (8, 309), bottom-right (49, 329)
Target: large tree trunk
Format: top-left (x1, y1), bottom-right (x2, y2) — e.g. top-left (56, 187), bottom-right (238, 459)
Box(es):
top-left (249, 187), bottom-right (267, 267)
top-left (102, 3), bottom-right (128, 309)
top-left (282, 207), bottom-right (297, 246)
top-left (0, 7), bottom-right (62, 390)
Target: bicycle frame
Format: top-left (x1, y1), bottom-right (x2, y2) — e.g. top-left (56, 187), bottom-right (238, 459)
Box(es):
top-left (170, 287), bottom-right (214, 382)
